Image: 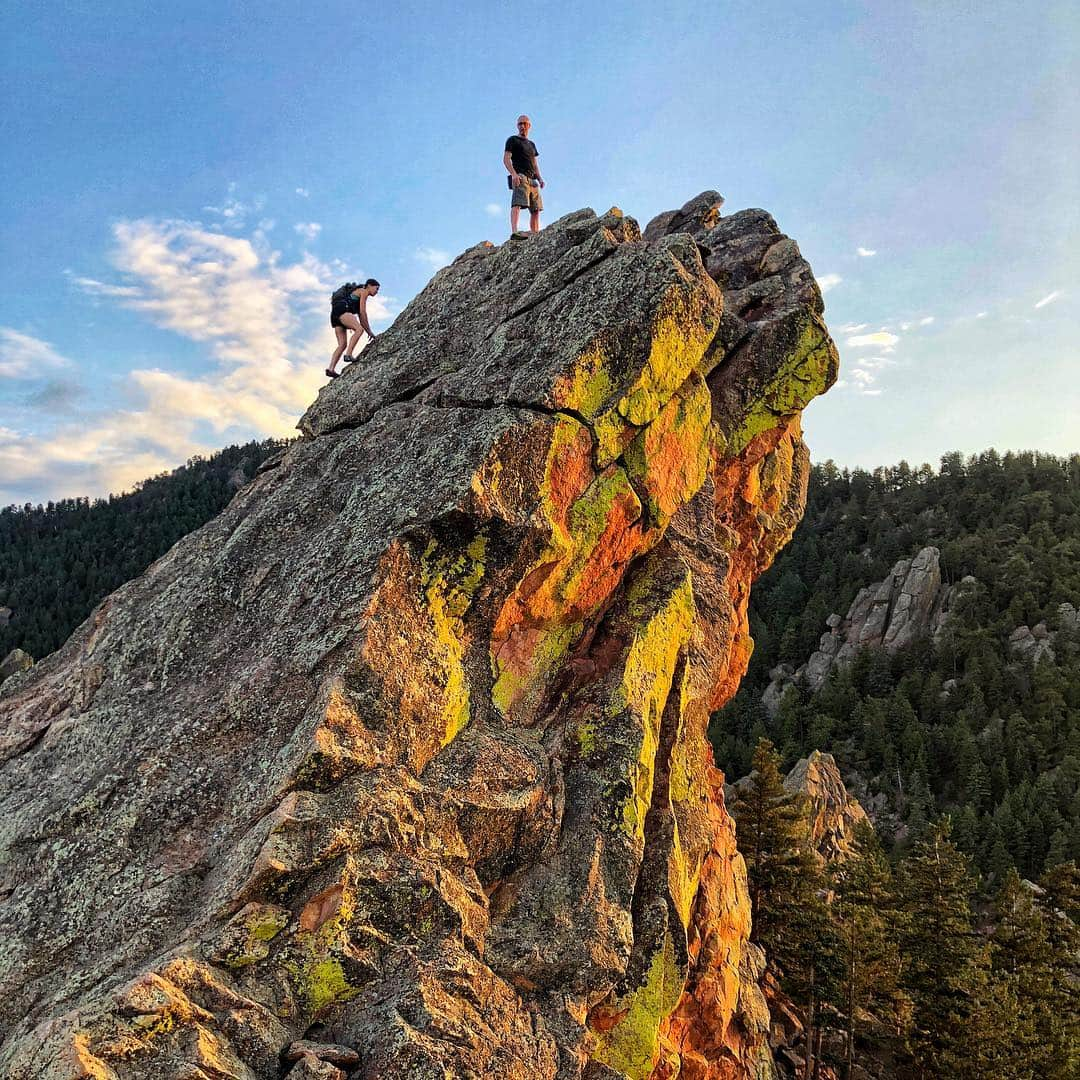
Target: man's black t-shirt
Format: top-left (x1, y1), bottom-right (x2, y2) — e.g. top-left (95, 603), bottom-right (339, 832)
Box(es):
top-left (505, 135), bottom-right (539, 178)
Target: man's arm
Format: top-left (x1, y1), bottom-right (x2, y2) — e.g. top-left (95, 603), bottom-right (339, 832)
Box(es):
top-left (503, 149), bottom-right (519, 186)
top-left (532, 146), bottom-right (544, 188)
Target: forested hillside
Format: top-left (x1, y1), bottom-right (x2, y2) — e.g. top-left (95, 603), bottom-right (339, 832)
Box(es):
top-left (0, 439), bottom-right (287, 661)
top-left (714, 450), bottom-right (1080, 884)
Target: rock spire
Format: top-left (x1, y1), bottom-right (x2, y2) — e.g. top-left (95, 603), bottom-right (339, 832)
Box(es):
top-left (0, 193), bottom-right (837, 1079)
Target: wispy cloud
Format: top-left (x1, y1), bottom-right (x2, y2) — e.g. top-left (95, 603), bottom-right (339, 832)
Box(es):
top-left (295, 187), bottom-right (310, 198)
top-left (0, 328), bottom-right (71, 378)
top-left (415, 246), bottom-right (451, 270)
top-left (202, 183), bottom-right (266, 230)
top-left (856, 246), bottom-right (877, 257)
top-left (294, 222), bottom-right (322, 243)
top-left (918, 316), bottom-right (935, 326)
top-left (846, 330), bottom-right (899, 351)
top-left (4, 218), bottom-right (396, 504)
top-left (838, 322), bottom-right (868, 334)
top-left (817, 273), bottom-right (842, 294)
top-left (1034, 290), bottom-right (1063, 309)
top-left (485, 203), bottom-right (502, 217)
top-left (66, 274), bottom-right (142, 298)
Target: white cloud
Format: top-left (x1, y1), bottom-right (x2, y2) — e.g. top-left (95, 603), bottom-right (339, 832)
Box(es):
top-left (846, 330), bottom-right (899, 350)
top-left (1, 218), bottom-right (398, 504)
top-left (837, 322), bottom-right (868, 334)
top-left (1034, 290), bottom-right (1063, 309)
top-left (852, 369), bottom-right (876, 385)
top-left (202, 187), bottom-right (266, 230)
top-left (856, 355), bottom-right (895, 370)
top-left (0, 328), bottom-right (70, 378)
top-left (485, 203), bottom-right (502, 217)
top-left (67, 275), bottom-right (142, 298)
top-left (817, 273), bottom-right (842, 294)
top-left (415, 246), bottom-right (451, 270)
top-left (296, 187), bottom-right (310, 198)
top-left (918, 316), bottom-right (935, 326)
top-left (856, 246), bottom-right (877, 257)
top-left (859, 388), bottom-right (883, 396)
top-left (976, 311), bottom-right (988, 319)
top-left (294, 222), bottom-right (322, 243)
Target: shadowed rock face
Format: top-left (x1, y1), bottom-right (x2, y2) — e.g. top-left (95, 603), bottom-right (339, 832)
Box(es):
top-left (0, 194), bottom-right (837, 1080)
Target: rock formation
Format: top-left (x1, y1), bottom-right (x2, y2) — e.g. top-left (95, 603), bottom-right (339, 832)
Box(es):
top-left (0, 647), bottom-right (32, 686)
top-left (0, 193), bottom-right (837, 1080)
top-left (764, 548), bottom-right (973, 715)
top-left (1007, 603), bottom-right (1079, 665)
top-left (782, 751), bottom-right (869, 865)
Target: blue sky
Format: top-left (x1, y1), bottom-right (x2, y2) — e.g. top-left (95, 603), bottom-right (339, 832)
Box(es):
top-left (1, 0), bottom-right (1076, 504)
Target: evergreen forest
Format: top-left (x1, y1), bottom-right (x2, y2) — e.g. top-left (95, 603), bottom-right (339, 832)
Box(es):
top-left (0, 439), bottom-right (286, 662)
top-left (714, 449), bottom-right (1080, 885)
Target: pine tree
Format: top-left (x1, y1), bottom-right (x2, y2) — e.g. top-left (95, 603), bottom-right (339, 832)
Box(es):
top-left (894, 818), bottom-right (999, 1076)
top-left (991, 867), bottom-right (1071, 1077)
top-left (730, 737), bottom-right (812, 948)
top-left (1036, 861), bottom-right (1080, 1075)
top-left (831, 822), bottom-right (900, 1080)
top-left (731, 738), bottom-right (838, 1077)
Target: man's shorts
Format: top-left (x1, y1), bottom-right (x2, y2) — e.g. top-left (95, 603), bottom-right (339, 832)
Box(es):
top-left (511, 177), bottom-right (543, 213)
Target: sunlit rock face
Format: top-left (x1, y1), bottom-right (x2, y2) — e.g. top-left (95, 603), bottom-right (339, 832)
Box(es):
top-left (0, 193), bottom-right (837, 1080)
top-left (783, 750), bottom-right (870, 866)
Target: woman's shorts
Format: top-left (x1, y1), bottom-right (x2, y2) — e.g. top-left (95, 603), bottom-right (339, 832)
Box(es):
top-left (330, 301), bottom-right (353, 328)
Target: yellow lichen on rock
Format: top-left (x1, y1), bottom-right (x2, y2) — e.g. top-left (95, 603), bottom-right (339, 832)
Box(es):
top-left (420, 533), bottom-right (487, 747)
top-left (614, 571), bottom-right (695, 845)
top-left (589, 930), bottom-right (686, 1080)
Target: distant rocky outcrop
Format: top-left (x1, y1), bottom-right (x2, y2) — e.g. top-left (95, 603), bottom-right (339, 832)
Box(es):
top-left (764, 547), bottom-right (975, 715)
top-left (0, 193), bottom-right (837, 1080)
top-left (0, 647), bottom-right (32, 685)
top-left (1007, 602), bottom-right (1080, 665)
top-left (783, 750), bottom-right (869, 865)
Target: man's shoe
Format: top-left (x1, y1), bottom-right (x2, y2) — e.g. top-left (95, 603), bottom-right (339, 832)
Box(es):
top-left (342, 354), bottom-right (355, 364)
top-left (325, 368), bottom-right (339, 379)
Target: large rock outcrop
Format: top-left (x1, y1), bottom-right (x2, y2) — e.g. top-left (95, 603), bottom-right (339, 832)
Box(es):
top-left (782, 751), bottom-right (869, 866)
top-left (0, 193), bottom-right (837, 1080)
top-left (764, 548), bottom-right (972, 715)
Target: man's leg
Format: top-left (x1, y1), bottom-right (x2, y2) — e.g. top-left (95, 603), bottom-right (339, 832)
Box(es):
top-left (529, 209), bottom-right (541, 233)
top-left (510, 206), bottom-right (521, 233)
top-left (328, 326), bottom-right (348, 373)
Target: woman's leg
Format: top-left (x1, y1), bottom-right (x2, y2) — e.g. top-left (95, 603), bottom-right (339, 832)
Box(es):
top-left (340, 312), bottom-right (366, 357)
top-left (328, 326), bottom-right (348, 372)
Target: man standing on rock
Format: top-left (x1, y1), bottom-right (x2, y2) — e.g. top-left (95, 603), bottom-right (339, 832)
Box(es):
top-left (503, 115), bottom-right (545, 234)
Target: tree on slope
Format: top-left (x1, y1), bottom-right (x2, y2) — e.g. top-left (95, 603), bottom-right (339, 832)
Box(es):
top-left (731, 738), bottom-right (838, 1078)
top-left (894, 818), bottom-right (1009, 1077)
top-left (731, 737), bottom-right (815, 949)
top-left (990, 868), bottom-right (1070, 1077)
top-left (831, 821), bottom-right (901, 1080)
